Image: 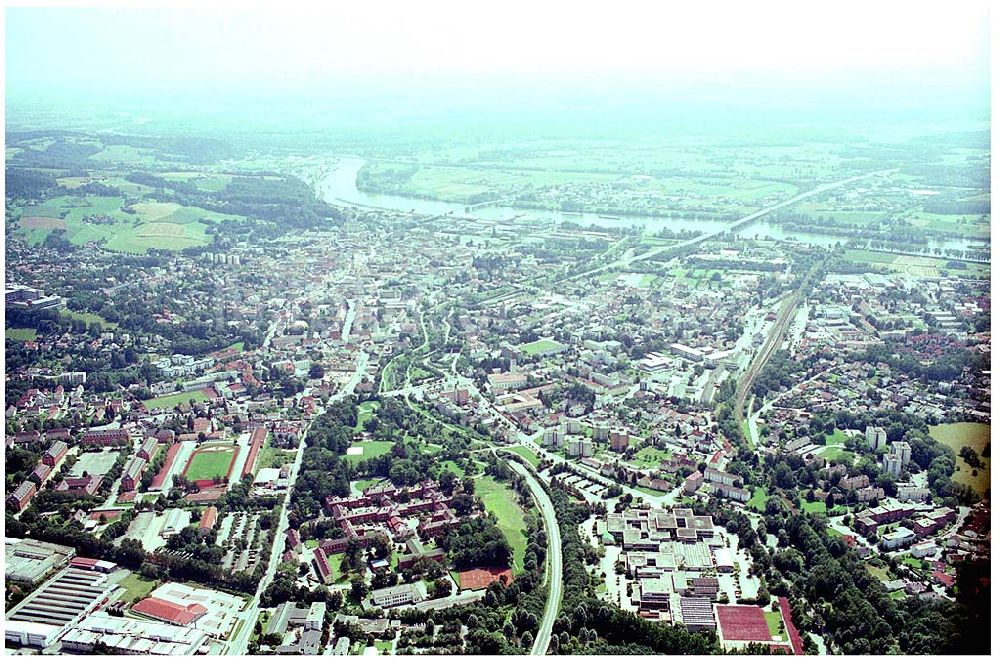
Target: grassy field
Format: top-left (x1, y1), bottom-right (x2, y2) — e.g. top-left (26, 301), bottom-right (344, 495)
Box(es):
top-left (929, 422), bottom-right (991, 496)
top-left (519, 338), bottom-right (566, 356)
top-left (843, 248), bottom-right (990, 279)
top-left (800, 498), bottom-right (829, 514)
top-left (143, 389), bottom-right (212, 410)
top-left (184, 448), bottom-right (235, 481)
top-left (630, 446), bottom-right (673, 469)
top-left (474, 475), bottom-right (528, 574)
top-left (748, 486), bottom-right (768, 511)
top-left (506, 445), bottom-right (540, 469)
top-left (825, 429), bottom-right (849, 445)
top-left (765, 611), bottom-right (786, 638)
top-left (354, 402), bottom-right (378, 432)
top-left (866, 563), bottom-right (891, 581)
top-left (817, 446), bottom-right (856, 464)
top-left (343, 439), bottom-right (395, 464)
top-left (257, 443), bottom-right (296, 470)
top-left (440, 460), bottom-right (468, 478)
top-left (62, 309), bottom-right (118, 330)
top-left (118, 573), bottom-right (157, 603)
top-left (6, 328), bottom-right (38, 341)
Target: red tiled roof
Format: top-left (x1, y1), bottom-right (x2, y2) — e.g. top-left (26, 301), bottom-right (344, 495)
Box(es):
top-left (133, 597), bottom-right (207, 625)
top-left (70, 556), bottom-right (101, 568)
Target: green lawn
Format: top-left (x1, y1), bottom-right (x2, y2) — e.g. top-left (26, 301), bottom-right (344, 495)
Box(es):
top-left (519, 338), bottom-right (567, 356)
top-left (866, 563), bottom-right (890, 581)
top-left (143, 389), bottom-right (212, 410)
top-left (354, 401), bottom-right (378, 432)
top-left (374, 640), bottom-right (393, 653)
top-left (62, 310), bottom-right (119, 330)
top-left (817, 446), bottom-right (856, 464)
top-left (257, 442), bottom-right (296, 470)
top-left (825, 429), bottom-right (849, 445)
top-left (800, 498), bottom-right (829, 514)
top-left (474, 475), bottom-right (528, 574)
top-left (507, 445), bottom-right (540, 469)
top-left (6, 328), bottom-right (38, 341)
top-left (117, 573), bottom-right (157, 603)
top-left (184, 448), bottom-right (235, 481)
top-left (929, 422), bottom-right (991, 497)
top-left (630, 446), bottom-right (672, 469)
top-left (343, 439), bottom-right (395, 464)
top-left (765, 611), bottom-right (786, 638)
top-left (440, 460), bottom-right (467, 478)
top-left (748, 486), bottom-right (768, 512)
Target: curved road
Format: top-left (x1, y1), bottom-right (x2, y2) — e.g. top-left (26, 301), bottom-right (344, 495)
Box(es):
top-left (506, 457), bottom-right (562, 656)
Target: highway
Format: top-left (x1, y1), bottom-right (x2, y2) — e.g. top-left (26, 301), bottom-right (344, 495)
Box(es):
top-left (506, 458), bottom-right (562, 656)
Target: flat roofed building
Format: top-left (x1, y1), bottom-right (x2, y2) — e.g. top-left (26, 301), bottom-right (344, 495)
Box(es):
top-left (677, 596), bottom-right (717, 632)
top-left (5, 538), bottom-right (75, 583)
top-left (60, 613), bottom-right (209, 656)
top-left (5, 567), bottom-right (114, 646)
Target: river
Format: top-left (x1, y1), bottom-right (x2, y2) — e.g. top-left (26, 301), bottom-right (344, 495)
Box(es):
top-left (318, 157), bottom-right (985, 253)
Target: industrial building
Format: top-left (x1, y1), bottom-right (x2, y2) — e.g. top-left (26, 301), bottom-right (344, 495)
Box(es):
top-left (60, 613), bottom-right (209, 655)
top-left (5, 567), bottom-right (115, 647)
top-left (5, 538), bottom-right (75, 584)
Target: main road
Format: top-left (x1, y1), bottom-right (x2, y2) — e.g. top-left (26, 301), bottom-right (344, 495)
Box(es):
top-left (225, 351), bottom-right (369, 656)
top-left (505, 456), bottom-right (562, 656)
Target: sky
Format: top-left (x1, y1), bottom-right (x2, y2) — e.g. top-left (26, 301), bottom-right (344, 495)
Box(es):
top-left (5, 2), bottom-right (991, 95)
top-left (2, 0), bottom-right (992, 141)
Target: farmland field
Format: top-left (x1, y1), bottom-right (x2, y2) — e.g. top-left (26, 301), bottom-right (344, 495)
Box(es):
top-left (474, 474), bottom-right (528, 574)
top-left (929, 422), bottom-right (991, 496)
top-left (184, 447), bottom-right (236, 481)
top-left (11, 194), bottom-right (240, 253)
top-left (843, 248), bottom-right (990, 279)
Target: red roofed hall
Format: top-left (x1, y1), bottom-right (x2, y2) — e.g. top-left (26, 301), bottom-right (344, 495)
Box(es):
top-left (132, 596), bottom-right (208, 626)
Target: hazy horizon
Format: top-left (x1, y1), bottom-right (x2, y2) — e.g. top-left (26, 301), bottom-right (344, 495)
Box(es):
top-left (5, 2), bottom-right (991, 141)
